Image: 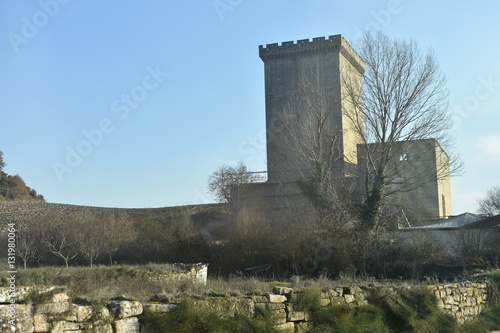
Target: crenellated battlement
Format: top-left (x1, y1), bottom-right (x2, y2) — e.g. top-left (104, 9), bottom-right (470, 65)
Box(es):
top-left (259, 34), bottom-right (364, 74)
top-left (259, 35), bottom-right (342, 53)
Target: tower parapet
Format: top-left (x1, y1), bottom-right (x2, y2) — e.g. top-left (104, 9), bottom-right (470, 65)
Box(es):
top-left (259, 35), bottom-right (364, 74)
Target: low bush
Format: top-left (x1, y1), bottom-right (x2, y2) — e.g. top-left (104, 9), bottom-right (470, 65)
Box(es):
top-left (311, 305), bottom-right (389, 333)
top-left (307, 286), bottom-right (459, 333)
top-left (140, 299), bottom-right (277, 333)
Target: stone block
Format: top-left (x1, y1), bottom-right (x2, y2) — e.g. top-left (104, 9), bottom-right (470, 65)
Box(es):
top-left (34, 313), bottom-right (49, 332)
top-left (0, 286), bottom-right (61, 304)
top-left (274, 322), bottom-right (294, 332)
top-left (443, 296), bottom-right (455, 305)
top-left (109, 300), bottom-right (143, 319)
top-left (270, 309), bottom-right (287, 324)
top-left (330, 297), bottom-right (344, 306)
top-left (35, 300), bottom-right (70, 315)
top-left (143, 303), bottom-right (178, 313)
top-left (287, 310), bottom-right (305, 321)
top-left (328, 289), bottom-right (338, 297)
top-left (256, 303), bottom-right (285, 311)
top-left (51, 321), bottom-right (83, 333)
top-left (320, 298), bottom-right (330, 306)
top-left (266, 294), bottom-right (287, 303)
top-left (66, 304), bottom-right (93, 322)
top-left (194, 298), bottom-right (236, 318)
top-left (273, 287), bottom-right (293, 295)
top-left (233, 298), bottom-right (256, 317)
top-left (252, 296), bottom-right (268, 303)
top-left (113, 317), bottom-right (140, 333)
top-left (49, 293), bottom-right (70, 303)
top-left (295, 321), bottom-right (314, 333)
top-left (0, 303), bottom-right (34, 333)
top-left (90, 323), bottom-right (113, 333)
top-left (344, 295), bottom-right (355, 303)
top-left (93, 305), bottom-right (112, 321)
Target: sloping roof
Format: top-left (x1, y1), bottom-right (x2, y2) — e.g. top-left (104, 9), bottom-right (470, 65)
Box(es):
top-left (420, 213), bottom-right (484, 229)
top-left (417, 213), bottom-right (483, 230)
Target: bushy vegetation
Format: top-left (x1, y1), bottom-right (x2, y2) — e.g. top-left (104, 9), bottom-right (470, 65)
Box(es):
top-left (3, 199), bottom-right (499, 280)
top-left (0, 151), bottom-right (44, 201)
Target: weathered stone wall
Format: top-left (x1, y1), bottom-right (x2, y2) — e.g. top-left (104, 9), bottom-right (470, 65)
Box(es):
top-left (0, 281), bottom-right (489, 332)
top-left (427, 282), bottom-right (488, 324)
top-left (150, 263), bottom-right (208, 285)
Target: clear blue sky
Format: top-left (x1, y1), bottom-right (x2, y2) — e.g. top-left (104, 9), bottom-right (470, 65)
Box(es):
top-left (1, 1), bottom-right (499, 213)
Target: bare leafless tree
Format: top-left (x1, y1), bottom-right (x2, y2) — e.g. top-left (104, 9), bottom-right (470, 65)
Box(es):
top-left (74, 209), bottom-right (108, 267)
top-left (343, 31), bottom-right (463, 231)
top-left (274, 62), bottom-right (359, 228)
top-left (477, 185), bottom-right (500, 217)
top-left (101, 211), bottom-right (136, 265)
top-left (16, 217), bottom-right (44, 269)
top-left (207, 162), bottom-right (263, 206)
top-left (41, 212), bottom-right (78, 267)
top-left (451, 228), bottom-right (492, 259)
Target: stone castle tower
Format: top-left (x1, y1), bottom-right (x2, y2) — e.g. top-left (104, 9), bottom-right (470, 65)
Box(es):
top-left (248, 34), bottom-right (452, 222)
top-left (259, 35), bottom-right (365, 182)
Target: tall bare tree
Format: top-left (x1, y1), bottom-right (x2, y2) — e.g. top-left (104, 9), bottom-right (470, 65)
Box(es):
top-left (101, 211), bottom-right (136, 265)
top-left (17, 217), bottom-right (44, 269)
top-left (276, 75), bottom-right (358, 227)
top-left (41, 212), bottom-right (78, 267)
top-left (344, 31), bottom-right (462, 231)
top-left (74, 210), bottom-right (105, 267)
top-left (477, 185), bottom-right (500, 217)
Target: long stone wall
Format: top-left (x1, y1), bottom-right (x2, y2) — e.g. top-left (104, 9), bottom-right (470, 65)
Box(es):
top-left (0, 281), bottom-right (490, 332)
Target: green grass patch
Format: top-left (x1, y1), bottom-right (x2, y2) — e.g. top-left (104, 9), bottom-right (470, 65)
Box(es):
top-left (294, 287), bottom-right (322, 312)
top-left (369, 287), bottom-right (457, 333)
top-left (309, 286), bottom-right (460, 333)
top-left (140, 299), bottom-right (277, 333)
top-left (310, 305), bottom-right (389, 333)
top-left (0, 264), bottom-right (200, 303)
top-left (0, 265), bottom-right (276, 303)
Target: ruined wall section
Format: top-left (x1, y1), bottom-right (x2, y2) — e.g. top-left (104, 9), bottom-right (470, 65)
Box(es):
top-left (0, 281), bottom-right (489, 332)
